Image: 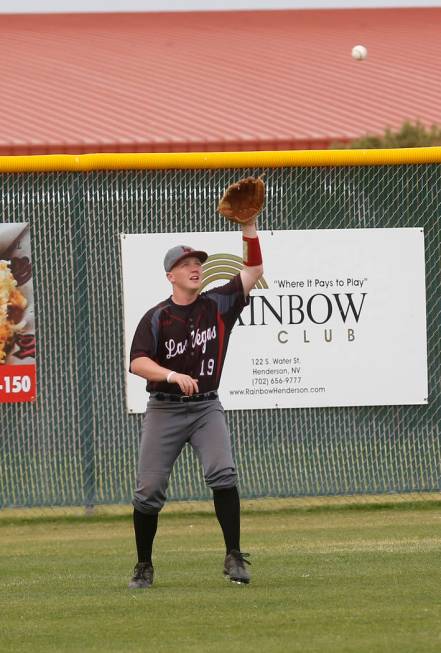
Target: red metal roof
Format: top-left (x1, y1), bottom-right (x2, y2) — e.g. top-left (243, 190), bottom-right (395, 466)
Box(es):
top-left (0, 8), bottom-right (440, 154)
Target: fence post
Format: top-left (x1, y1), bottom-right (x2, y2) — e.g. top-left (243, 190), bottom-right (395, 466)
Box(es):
top-left (72, 174), bottom-right (96, 512)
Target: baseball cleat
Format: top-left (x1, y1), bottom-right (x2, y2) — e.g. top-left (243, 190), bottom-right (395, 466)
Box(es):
top-left (128, 562), bottom-right (154, 589)
top-left (223, 550), bottom-right (251, 584)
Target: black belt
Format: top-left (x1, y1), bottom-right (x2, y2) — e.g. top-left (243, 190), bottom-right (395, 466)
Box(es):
top-left (151, 391), bottom-right (218, 403)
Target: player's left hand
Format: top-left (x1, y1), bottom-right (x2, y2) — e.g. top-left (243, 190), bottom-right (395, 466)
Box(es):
top-left (218, 176), bottom-right (265, 225)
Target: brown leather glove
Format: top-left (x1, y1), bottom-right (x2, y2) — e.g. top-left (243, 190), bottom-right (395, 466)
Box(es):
top-left (218, 176), bottom-right (265, 225)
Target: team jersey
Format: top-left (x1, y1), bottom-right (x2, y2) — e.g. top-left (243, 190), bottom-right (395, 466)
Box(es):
top-left (130, 274), bottom-right (249, 394)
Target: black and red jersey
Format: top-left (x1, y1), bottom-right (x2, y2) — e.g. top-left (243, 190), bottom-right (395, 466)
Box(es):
top-left (130, 274), bottom-right (248, 394)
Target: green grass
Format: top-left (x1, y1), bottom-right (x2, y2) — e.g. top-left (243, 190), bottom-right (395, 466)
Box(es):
top-left (1, 506), bottom-right (440, 653)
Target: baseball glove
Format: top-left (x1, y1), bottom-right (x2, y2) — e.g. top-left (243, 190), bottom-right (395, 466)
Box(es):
top-left (218, 176), bottom-right (265, 225)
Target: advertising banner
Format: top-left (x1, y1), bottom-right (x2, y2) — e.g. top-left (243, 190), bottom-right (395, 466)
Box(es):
top-left (0, 223), bottom-right (36, 403)
top-left (121, 228), bottom-right (427, 412)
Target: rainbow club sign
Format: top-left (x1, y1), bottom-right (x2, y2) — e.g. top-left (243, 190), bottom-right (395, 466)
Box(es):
top-left (121, 229), bottom-right (427, 412)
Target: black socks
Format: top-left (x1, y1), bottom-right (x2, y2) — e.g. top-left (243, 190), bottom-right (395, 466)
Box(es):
top-left (133, 508), bottom-right (158, 565)
top-left (133, 486), bottom-right (240, 563)
top-left (212, 486), bottom-right (241, 554)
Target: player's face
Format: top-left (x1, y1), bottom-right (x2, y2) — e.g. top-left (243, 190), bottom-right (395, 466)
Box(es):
top-left (167, 256), bottom-right (203, 292)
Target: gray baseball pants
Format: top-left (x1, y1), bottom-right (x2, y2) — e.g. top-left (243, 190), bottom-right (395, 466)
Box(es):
top-left (132, 397), bottom-right (237, 515)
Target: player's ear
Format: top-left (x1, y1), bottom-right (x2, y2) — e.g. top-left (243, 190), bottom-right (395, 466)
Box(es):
top-left (166, 271), bottom-right (174, 283)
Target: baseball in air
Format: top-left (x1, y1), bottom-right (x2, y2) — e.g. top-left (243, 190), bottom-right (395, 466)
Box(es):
top-left (352, 44), bottom-right (368, 60)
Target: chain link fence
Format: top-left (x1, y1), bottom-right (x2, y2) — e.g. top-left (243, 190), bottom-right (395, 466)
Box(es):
top-left (1, 163), bottom-right (440, 512)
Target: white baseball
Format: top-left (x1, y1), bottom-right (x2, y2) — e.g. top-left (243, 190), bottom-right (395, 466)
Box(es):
top-left (352, 45), bottom-right (368, 61)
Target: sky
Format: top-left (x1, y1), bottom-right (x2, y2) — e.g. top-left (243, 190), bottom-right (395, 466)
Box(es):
top-left (2, 0), bottom-right (441, 14)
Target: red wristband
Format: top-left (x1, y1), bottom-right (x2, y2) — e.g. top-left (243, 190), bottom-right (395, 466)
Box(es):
top-left (243, 235), bottom-right (262, 267)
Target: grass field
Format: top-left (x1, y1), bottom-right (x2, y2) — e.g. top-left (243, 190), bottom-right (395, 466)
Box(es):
top-left (1, 503), bottom-right (440, 653)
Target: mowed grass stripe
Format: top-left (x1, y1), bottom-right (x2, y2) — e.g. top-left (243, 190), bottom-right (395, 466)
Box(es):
top-left (1, 507), bottom-right (440, 653)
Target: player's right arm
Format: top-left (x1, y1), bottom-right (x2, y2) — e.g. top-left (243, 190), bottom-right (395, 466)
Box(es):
top-left (130, 356), bottom-right (199, 395)
top-left (130, 308), bottom-right (199, 395)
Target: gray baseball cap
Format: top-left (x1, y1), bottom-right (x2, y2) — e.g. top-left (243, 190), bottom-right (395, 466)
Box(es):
top-left (164, 245), bottom-right (208, 272)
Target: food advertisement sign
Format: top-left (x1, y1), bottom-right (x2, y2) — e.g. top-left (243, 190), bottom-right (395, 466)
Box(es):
top-left (0, 223), bottom-right (36, 403)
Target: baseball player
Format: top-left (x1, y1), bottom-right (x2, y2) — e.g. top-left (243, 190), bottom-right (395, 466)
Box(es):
top-left (128, 177), bottom-right (265, 588)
